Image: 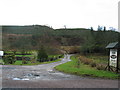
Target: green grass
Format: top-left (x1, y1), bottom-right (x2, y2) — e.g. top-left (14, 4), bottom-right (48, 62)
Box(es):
top-left (55, 56), bottom-right (119, 79)
top-left (6, 58), bottom-right (61, 66)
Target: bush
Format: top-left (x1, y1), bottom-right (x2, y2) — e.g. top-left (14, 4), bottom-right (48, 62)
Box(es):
top-left (79, 55), bottom-right (106, 70)
top-left (84, 60), bottom-right (91, 65)
top-left (96, 64), bottom-right (105, 70)
top-left (22, 57), bottom-right (29, 64)
top-left (3, 55), bottom-right (16, 64)
top-left (22, 60), bottom-right (28, 64)
top-left (37, 46), bottom-right (48, 62)
top-left (90, 62), bottom-right (97, 67)
top-left (50, 58), bottom-right (54, 61)
top-left (79, 56), bottom-right (92, 65)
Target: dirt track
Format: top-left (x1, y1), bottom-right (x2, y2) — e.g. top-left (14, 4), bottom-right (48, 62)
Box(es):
top-left (1, 55), bottom-right (119, 88)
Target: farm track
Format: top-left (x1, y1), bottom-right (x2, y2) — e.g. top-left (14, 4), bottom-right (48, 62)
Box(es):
top-left (1, 55), bottom-right (119, 88)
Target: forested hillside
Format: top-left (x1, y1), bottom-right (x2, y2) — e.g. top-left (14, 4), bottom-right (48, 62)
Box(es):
top-left (2, 25), bottom-right (53, 34)
top-left (2, 25), bottom-right (119, 54)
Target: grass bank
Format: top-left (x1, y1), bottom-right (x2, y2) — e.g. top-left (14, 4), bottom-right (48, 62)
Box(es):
top-left (55, 56), bottom-right (119, 79)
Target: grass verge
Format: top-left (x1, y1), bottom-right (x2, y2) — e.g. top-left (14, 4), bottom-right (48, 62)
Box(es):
top-left (55, 56), bottom-right (119, 79)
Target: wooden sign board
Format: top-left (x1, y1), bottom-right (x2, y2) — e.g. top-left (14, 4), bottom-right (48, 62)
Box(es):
top-left (0, 51), bottom-right (4, 56)
top-left (109, 49), bottom-right (117, 67)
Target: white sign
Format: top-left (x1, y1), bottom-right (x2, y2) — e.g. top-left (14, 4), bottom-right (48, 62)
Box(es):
top-left (0, 51), bottom-right (4, 56)
top-left (109, 49), bottom-right (117, 67)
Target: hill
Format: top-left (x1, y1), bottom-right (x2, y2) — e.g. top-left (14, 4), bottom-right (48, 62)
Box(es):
top-left (2, 25), bottom-right (120, 54)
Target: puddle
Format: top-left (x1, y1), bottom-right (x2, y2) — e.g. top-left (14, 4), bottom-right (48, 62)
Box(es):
top-left (13, 77), bottom-right (29, 80)
top-left (24, 73), bottom-right (40, 77)
top-left (11, 72), bottom-right (81, 81)
top-left (12, 73), bottom-right (40, 81)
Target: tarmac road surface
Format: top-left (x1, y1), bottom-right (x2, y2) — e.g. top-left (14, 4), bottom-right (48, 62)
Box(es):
top-left (1, 55), bottom-right (119, 88)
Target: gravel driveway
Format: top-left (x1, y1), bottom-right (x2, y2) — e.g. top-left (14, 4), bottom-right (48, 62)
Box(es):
top-left (1, 55), bottom-right (119, 88)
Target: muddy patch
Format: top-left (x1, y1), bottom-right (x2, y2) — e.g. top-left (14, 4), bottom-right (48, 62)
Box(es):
top-left (12, 73), bottom-right (41, 80)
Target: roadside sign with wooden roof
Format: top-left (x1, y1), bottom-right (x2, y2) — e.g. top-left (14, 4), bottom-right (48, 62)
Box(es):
top-left (105, 42), bottom-right (120, 72)
top-left (106, 42), bottom-right (119, 49)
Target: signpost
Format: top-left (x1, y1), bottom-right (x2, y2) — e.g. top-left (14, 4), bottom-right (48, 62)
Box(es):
top-left (106, 42), bottom-right (120, 73)
top-left (109, 49), bottom-right (117, 67)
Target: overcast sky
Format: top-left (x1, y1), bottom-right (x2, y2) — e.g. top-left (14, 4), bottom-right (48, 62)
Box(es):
top-left (0, 0), bottom-right (119, 30)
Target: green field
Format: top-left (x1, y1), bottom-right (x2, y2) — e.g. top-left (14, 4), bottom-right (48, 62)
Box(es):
top-left (55, 56), bottom-right (119, 79)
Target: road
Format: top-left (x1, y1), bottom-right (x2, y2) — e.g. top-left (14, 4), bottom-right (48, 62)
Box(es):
top-left (1, 55), bottom-right (119, 88)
